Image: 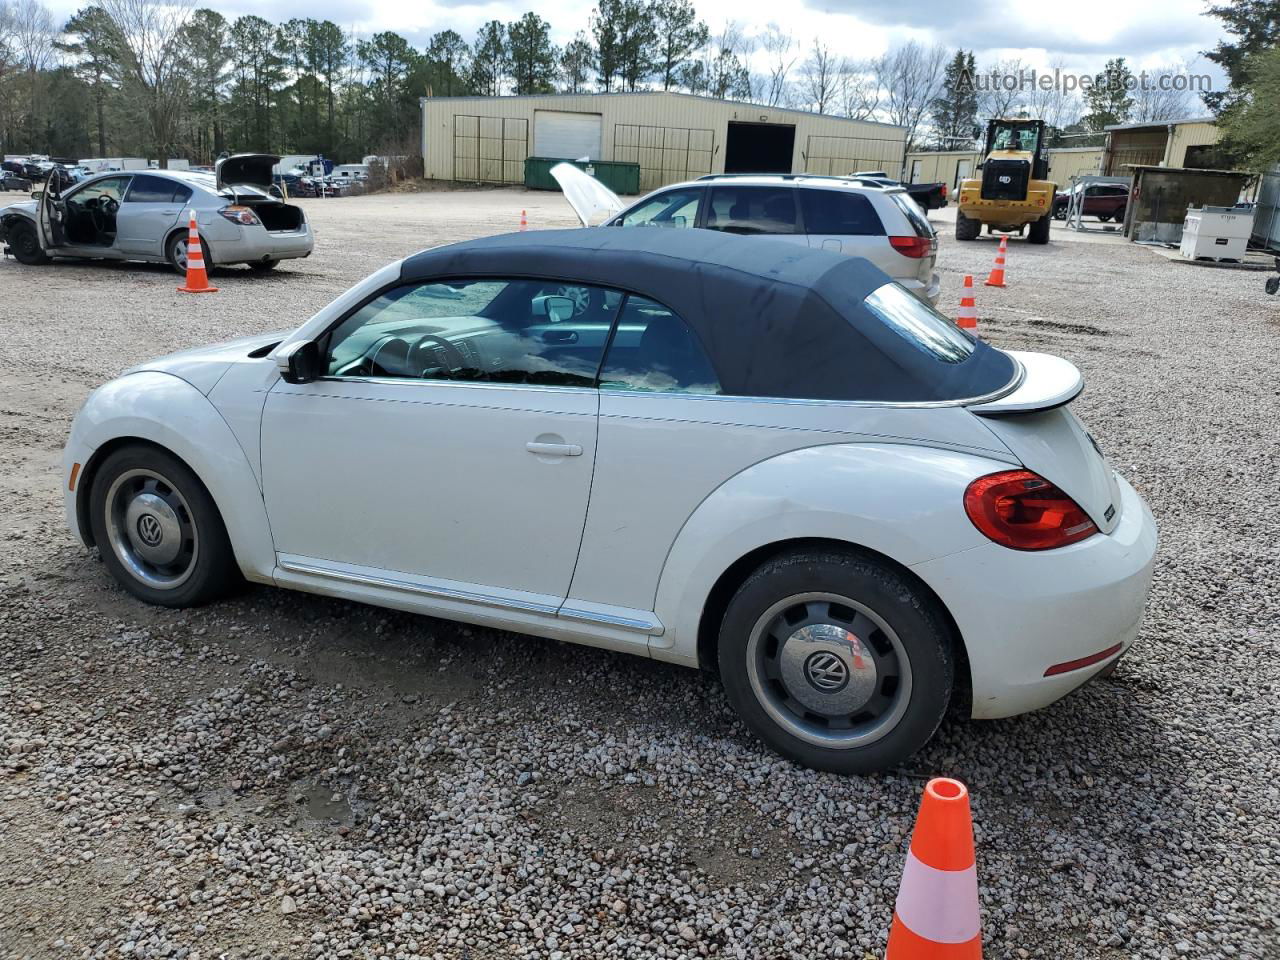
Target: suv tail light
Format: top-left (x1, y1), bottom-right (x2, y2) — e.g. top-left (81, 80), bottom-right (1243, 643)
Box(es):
top-left (964, 470), bottom-right (1098, 550)
top-left (941, 184), bottom-right (948, 199)
top-left (889, 235), bottom-right (932, 258)
top-left (219, 204), bottom-right (261, 226)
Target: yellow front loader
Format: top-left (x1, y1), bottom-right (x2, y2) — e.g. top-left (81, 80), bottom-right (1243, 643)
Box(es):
top-left (956, 119), bottom-right (1056, 244)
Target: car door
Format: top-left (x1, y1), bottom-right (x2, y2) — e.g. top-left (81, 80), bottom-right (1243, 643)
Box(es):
top-left (259, 276), bottom-right (612, 614)
top-left (798, 187), bottom-right (885, 257)
top-left (117, 174), bottom-right (188, 256)
top-left (612, 186), bottom-right (704, 229)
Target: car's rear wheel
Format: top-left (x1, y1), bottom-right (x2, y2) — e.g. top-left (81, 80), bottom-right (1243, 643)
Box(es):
top-left (166, 230), bottom-right (211, 275)
top-left (718, 549), bottom-right (954, 774)
top-left (7, 220), bottom-right (49, 265)
top-left (954, 210), bottom-right (980, 241)
top-left (88, 445), bottom-right (240, 607)
top-left (1028, 213), bottom-right (1051, 245)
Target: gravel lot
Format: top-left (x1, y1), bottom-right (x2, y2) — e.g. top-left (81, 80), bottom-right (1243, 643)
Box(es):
top-left (2, 187), bottom-right (1277, 960)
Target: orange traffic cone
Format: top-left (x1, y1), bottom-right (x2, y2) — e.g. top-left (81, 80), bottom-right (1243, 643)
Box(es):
top-left (956, 275), bottom-right (978, 332)
top-left (176, 214), bottom-right (217, 294)
top-left (520, 209), bottom-right (528, 232)
top-left (886, 778), bottom-right (982, 958)
top-left (983, 237), bottom-right (1007, 288)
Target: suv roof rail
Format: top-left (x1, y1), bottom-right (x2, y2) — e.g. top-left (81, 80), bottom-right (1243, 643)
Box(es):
top-left (694, 172), bottom-right (890, 187)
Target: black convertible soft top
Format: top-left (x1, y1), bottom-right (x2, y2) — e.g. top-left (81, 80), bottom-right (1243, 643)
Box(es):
top-left (400, 228), bottom-right (1017, 403)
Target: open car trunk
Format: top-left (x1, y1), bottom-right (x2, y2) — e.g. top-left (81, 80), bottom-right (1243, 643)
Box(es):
top-left (252, 203), bottom-right (304, 232)
top-left (969, 351), bottom-right (1123, 534)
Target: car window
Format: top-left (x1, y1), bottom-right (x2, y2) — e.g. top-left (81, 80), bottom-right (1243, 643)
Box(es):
top-left (323, 278), bottom-right (616, 388)
top-left (799, 190), bottom-right (884, 235)
top-left (72, 176), bottom-right (130, 204)
top-left (172, 183), bottom-right (193, 204)
top-left (619, 188), bottom-right (702, 228)
top-left (862, 282), bottom-right (974, 363)
top-left (125, 174), bottom-right (184, 204)
top-left (888, 193), bottom-right (935, 238)
top-left (598, 296), bottom-right (721, 395)
top-left (705, 186), bottom-right (798, 235)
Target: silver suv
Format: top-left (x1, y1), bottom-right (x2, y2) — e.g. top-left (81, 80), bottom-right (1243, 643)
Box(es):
top-left (553, 167), bottom-right (941, 306)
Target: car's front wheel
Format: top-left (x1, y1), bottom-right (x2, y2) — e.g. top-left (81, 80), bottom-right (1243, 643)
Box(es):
top-left (718, 549), bottom-right (954, 774)
top-left (88, 445), bottom-right (240, 607)
top-left (6, 220), bottom-right (50, 265)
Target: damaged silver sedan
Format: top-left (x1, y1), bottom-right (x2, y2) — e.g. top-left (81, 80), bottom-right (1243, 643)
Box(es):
top-left (0, 154), bottom-right (313, 273)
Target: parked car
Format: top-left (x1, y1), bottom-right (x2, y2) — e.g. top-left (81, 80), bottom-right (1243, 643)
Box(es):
top-left (553, 165), bottom-right (942, 306)
top-left (1053, 182), bottom-right (1130, 222)
top-left (0, 154), bottom-right (312, 272)
top-left (2, 159), bottom-right (43, 179)
top-left (0, 170), bottom-right (32, 192)
top-left (850, 170), bottom-right (948, 210)
top-left (60, 228), bottom-right (1157, 774)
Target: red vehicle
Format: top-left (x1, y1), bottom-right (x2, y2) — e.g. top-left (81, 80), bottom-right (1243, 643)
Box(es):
top-left (1053, 182), bottom-right (1130, 222)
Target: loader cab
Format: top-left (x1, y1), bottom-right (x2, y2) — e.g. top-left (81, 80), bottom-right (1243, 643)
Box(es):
top-left (980, 119), bottom-right (1049, 202)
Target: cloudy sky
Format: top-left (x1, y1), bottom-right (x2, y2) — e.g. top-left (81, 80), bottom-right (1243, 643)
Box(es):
top-left (45, 0), bottom-right (1229, 91)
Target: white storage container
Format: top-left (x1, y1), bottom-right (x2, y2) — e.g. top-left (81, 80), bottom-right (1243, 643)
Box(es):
top-left (1180, 205), bottom-right (1252, 261)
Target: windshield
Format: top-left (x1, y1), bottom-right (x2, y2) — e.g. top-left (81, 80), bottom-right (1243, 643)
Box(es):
top-left (992, 125), bottom-right (1039, 152)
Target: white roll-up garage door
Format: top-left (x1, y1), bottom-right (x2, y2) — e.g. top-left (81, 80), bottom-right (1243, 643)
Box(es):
top-left (534, 111), bottom-right (603, 160)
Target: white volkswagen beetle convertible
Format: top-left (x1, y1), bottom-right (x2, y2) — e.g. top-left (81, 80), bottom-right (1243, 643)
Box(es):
top-left (62, 229), bottom-right (1157, 773)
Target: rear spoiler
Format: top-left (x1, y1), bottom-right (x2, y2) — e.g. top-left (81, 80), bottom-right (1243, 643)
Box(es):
top-left (967, 351), bottom-right (1083, 415)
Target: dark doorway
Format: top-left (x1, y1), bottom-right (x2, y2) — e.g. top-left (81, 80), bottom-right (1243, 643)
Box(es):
top-left (724, 122), bottom-right (796, 174)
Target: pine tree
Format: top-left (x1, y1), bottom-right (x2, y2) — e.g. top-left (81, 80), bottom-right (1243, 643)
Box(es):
top-left (1204, 0), bottom-right (1280, 112)
top-left (1082, 57), bottom-right (1134, 132)
top-left (507, 12), bottom-right (557, 95)
top-left (928, 50), bottom-right (978, 149)
top-left (650, 0), bottom-right (707, 91)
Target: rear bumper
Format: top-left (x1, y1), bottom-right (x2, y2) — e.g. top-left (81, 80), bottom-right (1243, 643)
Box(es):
top-left (209, 224), bottom-right (313, 265)
top-left (901, 271), bottom-right (942, 306)
top-left (911, 474), bottom-right (1158, 720)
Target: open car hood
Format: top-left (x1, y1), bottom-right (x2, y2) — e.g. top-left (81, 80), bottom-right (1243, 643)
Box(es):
top-left (216, 153), bottom-right (279, 192)
top-left (550, 162), bottom-right (624, 227)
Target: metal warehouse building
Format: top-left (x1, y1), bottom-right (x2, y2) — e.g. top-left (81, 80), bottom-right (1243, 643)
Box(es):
top-left (419, 92), bottom-right (908, 194)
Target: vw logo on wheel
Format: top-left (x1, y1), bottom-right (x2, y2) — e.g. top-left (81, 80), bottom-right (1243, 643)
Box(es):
top-left (803, 651), bottom-right (850, 692)
top-left (136, 514), bottom-right (164, 547)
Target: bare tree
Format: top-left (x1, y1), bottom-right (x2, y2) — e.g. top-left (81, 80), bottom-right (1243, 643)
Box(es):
top-left (977, 56), bottom-right (1026, 120)
top-left (838, 59), bottom-right (880, 120)
top-left (1132, 61), bottom-right (1196, 122)
top-left (7, 0), bottom-right (55, 132)
top-left (0, 1), bottom-right (19, 83)
top-left (99, 0), bottom-right (195, 165)
top-left (873, 41), bottom-right (948, 148)
top-left (1022, 57), bottom-right (1081, 131)
top-left (759, 23), bottom-right (795, 107)
top-left (798, 38), bottom-right (838, 114)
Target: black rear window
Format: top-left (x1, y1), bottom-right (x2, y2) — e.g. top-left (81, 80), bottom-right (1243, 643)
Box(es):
top-left (890, 193), bottom-right (935, 238)
top-left (800, 190), bottom-right (884, 235)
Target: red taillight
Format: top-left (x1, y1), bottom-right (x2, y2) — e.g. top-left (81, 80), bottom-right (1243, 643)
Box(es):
top-left (889, 235), bottom-right (931, 258)
top-left (941, 184), bottom-right (948, 198)
top-left (963, 469), bottom-right (1098, 551)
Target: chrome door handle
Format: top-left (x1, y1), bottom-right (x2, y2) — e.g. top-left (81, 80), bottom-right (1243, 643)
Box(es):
top-left (526, 441), bottom-right (583, 457)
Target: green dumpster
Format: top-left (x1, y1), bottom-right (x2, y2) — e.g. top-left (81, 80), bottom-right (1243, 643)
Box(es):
top-left (524, 157), bottom-right (640, 196)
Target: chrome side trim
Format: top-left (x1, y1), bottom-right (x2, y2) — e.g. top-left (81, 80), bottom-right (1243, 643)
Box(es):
top-left (276, 558), bottom-right (560, 616)
top-left (599, 358), bottom-right (1026, 410)
top-left (557, 606), bottom-right (664, 635)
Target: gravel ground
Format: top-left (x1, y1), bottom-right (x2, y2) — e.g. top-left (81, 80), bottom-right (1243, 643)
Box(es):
top-left (1, 188), bottom-right (1277, 960)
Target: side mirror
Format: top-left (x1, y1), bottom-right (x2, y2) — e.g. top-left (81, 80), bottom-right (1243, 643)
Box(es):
top-left (532, 294), bottom-right (575, 323)
top-left (276, 340), bottom-right (323, 384)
